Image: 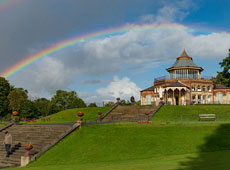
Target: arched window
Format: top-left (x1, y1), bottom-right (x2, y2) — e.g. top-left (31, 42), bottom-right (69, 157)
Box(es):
top-left (146, 94), bottom-right (152, 105)
top-left (217, 92), bottom-right (223, 104)
top-left (227, 93), bottom-right (230, 104)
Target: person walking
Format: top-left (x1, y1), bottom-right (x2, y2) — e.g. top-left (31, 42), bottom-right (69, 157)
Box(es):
top-left (3, 131), bottom-right (12, 157)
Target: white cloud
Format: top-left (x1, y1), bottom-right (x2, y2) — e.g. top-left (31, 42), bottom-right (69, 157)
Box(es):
top-left (96, 76), bottom-right (141, 102)
top-left (7, 0), bottom-right (230, 101)
top-left (9, 24), bottom-right (230, 100)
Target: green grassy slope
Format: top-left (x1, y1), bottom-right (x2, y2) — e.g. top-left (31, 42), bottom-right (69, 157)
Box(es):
top-left (152, 105), bottom-right (230, 123)
top-left (7, 123), bottom-right (230, 170)
top-left (24, 107), bottom-right (111, 124)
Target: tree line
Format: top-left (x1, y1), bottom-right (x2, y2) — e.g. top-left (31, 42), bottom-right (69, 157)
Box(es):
top-left (0, 77), bottom-right (87, 120)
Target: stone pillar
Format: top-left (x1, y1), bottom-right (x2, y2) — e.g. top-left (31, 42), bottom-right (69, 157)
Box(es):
top-left (179, 90), bottom-right (181, 105)
top-left (166, 90), bottom-right (168, 105)
top-left (172, 90), bottom-right (174, 105)
top-left (21, 156), bottom-right (31, 167)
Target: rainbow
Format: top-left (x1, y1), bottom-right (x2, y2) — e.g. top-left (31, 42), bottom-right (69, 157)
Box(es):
top-left (0, 0), bottom-right (21, 12)
top-left (1, 23), bottom-right (204, 79)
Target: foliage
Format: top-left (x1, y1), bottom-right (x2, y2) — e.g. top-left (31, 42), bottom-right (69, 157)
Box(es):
top-left (88, 103), bottom-right (97, 107)
top-left (105, 101), bottom-right (115, 107)
top-left (0, 77), bottom-right (10, 117)
top-left (7, 88), bottom-right (28, 112)
top-left (216, 49), bottom-right (230, 87)
top-left (119, 100), bottom-right (132, 106)
top-left (33, 98), bottom-right (53, 117)
top-left (20, 100), bottom-right (37, 119)
top-left (134, 100), bottom-right (141, 106)
top-left (51, 90), bottom-right (86, 110)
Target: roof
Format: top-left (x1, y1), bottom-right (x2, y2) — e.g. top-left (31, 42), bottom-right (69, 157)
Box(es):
top-left (168, 49), bottom-right (202, 69)
top-left (177, 49), bottom-right (192, 60)
top-left (140, 86), bottom-right (154, 92)
top-left (172, 59), bottom-right (198, 67)
top-left (214, 84), bottom-right (230, 89)
top-left (165, 81), bottom-right (189, 88)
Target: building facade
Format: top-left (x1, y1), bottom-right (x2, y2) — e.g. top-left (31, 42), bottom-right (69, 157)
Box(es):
top-left (141, 50), bottom-right (230, 105)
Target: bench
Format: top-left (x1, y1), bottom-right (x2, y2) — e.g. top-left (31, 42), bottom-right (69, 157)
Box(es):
top-left (199, 114), bottom-right (216, 121)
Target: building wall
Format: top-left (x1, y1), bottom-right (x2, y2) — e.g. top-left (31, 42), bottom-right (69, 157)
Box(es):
top-left (141, 79), bottom-right (230, 105)
top-left (140, 91), bottom-right (154, 105)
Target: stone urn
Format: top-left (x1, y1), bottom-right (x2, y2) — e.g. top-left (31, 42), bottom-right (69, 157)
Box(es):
top-left (12, 111), bottom-right (19, 124)
top-left (77, 111), bottom-right (84, 117)
top-left (145, 111), bottom-right (150, 121)
top-left (24, 144), bottom-right (33, 156)
top-left (97, 112), bottom-right (102, 122)
top-left (116, 97), bottom-right (120, 103)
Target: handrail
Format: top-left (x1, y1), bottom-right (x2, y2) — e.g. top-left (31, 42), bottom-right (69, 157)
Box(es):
top-left (0, 122), bottom-right (14, 132)
top-left (101, 103), bottom-right (119, 120)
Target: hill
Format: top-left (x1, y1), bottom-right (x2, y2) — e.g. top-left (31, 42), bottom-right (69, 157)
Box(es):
top-left (152, 105), bottom-right (230, 123)
top-left (24, 106), bottom-right (111, 124)
top-left (6, 122), bottom-right (230, 170)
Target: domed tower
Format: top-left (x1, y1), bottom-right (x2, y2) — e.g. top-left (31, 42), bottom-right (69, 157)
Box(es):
top-left (166, 49), bottom-right (203, 80)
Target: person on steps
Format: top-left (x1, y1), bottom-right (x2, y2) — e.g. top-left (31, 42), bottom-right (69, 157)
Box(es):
top-left (3, 131), bottom-right (12, 157)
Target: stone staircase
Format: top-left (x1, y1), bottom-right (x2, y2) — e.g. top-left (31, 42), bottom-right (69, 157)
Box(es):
top-left (102, 105), bottom-right (160, 122)
top-left (0, 124), bottom-right (73, 168)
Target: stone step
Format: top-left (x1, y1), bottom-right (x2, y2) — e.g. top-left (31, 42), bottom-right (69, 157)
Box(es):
top-left (0, 124), bottom-right (73, 167)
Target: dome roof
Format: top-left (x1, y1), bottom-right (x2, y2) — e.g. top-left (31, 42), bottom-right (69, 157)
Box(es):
top-left (167, 49), bottom-right (203, 71)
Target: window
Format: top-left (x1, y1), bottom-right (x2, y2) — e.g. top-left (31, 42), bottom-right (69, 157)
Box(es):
top-left (198, 95), bottom-right (201, 104)
top-left (192, 95), bottom-right (196, 104)
top-left (146, 94), bottom-right (152, 105)
top-left (227, 93), bottom-right (230, 104)
top-left (202, 86), bottom-right (206, 92)
top-left (207, 86), bottom-right (211, 92)
top-left (208, 95), bottom-right (212, 104)
top-left (192, 85), bottom-right (196, 91)
top-left (203, 95), bottom-right (206, 104)
top-left (217, 92), bottom-right (223, 104)
top-left (197, 85), bottom-right (201, 92)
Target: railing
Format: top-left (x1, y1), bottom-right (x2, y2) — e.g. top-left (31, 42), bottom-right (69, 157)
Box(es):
top-left (154, 75), bottom-right (215, 82)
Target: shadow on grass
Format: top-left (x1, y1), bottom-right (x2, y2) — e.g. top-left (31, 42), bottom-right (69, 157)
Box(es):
top-left (178, 124), bottom-right (230, 170)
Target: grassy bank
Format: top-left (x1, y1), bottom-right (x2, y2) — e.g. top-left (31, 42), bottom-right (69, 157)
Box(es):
top-left (152, 105), bottom-right (230, 123)
top-left (22, 106), bottom-right (111, 124)
top-left (7, 122), bottom-right (230, 170)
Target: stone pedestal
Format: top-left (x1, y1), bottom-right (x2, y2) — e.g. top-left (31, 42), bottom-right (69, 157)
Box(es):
top-left (21, 156), bottom-right (31, 167)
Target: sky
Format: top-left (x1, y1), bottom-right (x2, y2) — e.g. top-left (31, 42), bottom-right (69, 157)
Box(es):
top-left (0, 0), bottom-right (230, 104)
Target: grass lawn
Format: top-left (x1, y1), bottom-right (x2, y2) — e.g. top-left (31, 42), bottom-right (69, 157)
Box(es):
top-left (152, 105), bottom-right (230, 123)
top-left (6, 122), bottom-right (230, 170)
top-left (22, 106), bottom-right (111, 124)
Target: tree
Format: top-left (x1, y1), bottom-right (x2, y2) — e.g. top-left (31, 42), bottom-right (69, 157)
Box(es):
top-left (216, 49), bottom-right (230, 87)
top-left (20, 100), bottom-right (37, 119)
top-left (105, 101), bottom-right (115, 107)
top-left (33, 98), bottom-right (53, 117)
top-left (51, 90), bottom-right (86, 110)
top-left (88, 103), bottom-right (97, 107)
top-left (7, 88), bottom-right (28, 112)
top-left (0, 77), bottom-right (10, 117)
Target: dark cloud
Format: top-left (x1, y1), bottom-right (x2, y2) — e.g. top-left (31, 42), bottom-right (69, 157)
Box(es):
top-left (80, 79), bottom-right (107, 85)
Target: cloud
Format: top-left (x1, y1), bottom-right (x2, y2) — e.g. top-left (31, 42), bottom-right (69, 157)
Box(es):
top-left (9, 23), bottom-right (230, 99)
top-left (4, 0), bottom-right (230, 102)
top-left (79, 76), bottom-right (141, 103)
top-left (80, 79), bottom-right (107, 85)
